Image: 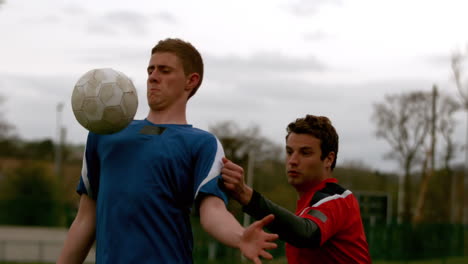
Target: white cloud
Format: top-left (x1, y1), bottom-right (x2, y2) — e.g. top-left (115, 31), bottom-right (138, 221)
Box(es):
top-left (87, 11), bottom-right (150, 36)
top-left (287, 0), bottom-right (343, 16)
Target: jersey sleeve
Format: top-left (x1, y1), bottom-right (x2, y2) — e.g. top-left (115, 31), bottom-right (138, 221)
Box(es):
top-left (193, 135), bottom-right (228, 205)
top-left (300, 190), bottom-right (352, 245)
top-left (76, 132), bottom-right (100, 200)
top-left (243, 190), bottom-right (321, 247)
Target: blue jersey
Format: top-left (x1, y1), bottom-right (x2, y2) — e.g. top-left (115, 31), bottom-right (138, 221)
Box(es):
top-left (76, 119), bottom-right (228, 263)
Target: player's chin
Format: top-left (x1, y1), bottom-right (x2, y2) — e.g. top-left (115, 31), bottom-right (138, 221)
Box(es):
top-left (147, 96), bottom-right (160, 106)
top-left (148, 101), bottom-right (163, 111)
top-left (287, 177), bottom-right (301, 187)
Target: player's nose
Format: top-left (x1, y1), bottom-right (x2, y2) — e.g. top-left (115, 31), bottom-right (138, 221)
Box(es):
top-left (287, 152), bottom-right (299, 165)
top-left (148, 71), bottom-right (161, 83)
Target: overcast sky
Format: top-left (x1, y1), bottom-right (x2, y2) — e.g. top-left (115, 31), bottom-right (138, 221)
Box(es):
top-left (0, 0), bottom-right (467, 173)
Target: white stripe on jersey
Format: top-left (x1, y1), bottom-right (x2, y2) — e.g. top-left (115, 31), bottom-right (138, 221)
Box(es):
top-left (194, 138), bottom-right (225, 200)
top-left (81, 146), bottom-right (93, 198)
top-left (299, 190), bottom-right (353, 216)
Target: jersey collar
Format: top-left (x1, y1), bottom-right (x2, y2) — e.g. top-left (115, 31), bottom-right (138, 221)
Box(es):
top-left (296, 178), bottom-right (338, 213)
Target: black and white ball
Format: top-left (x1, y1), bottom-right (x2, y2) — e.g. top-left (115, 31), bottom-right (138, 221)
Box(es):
top-left (71, 68), bottom-right (138, 134)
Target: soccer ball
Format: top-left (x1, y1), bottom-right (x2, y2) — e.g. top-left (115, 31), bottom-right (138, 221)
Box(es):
top-left (71, 68), bottom-right (138, 134)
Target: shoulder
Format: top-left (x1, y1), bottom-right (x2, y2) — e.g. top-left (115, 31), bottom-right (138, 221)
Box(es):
top-left (310, 182), bottom-right (352, 207)
top-left (183, 126), bottom-right (219, 144)
top-left (187, 126), bottom-right (215, 137)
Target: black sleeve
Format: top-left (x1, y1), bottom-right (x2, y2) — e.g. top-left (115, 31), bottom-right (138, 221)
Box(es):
top-left (243, 190), bottom-right (321, 248)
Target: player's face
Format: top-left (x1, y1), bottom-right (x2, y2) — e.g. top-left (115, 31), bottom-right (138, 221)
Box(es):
top-left (146, 52), bottom-right (189, 111)
top-left (285, 133), bottom-right (333, 196)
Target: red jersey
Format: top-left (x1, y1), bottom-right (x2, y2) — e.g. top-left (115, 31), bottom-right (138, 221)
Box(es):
top-left (286, 178), bottom-right (371, 264)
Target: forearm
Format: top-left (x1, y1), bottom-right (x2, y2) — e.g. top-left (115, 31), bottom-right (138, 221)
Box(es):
top-left (243, 190), bottom-right (321, 248)
top-left (199, 196), bottom-right (244, 248)
top-left (57, 218), bottom-right (96, 263)
top-left (57, 195), bottom-right (96, 264)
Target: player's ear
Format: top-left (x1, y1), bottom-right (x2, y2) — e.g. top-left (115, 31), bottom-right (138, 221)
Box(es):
top-left (325, 152), bottom-right (335, 169)
top-left (185, 73), bottom-right (200, 92)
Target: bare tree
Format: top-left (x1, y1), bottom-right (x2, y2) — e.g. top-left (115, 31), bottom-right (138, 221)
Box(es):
top-left (438, 93), bottom-right (462, 223)
top-left (372, 91), bottom-right (432, 223)
top-left (438, 95), bottom-right (461, 167)
top-left (0, 95), bottom-right (14, 140)
top-left (207, 121), bottom-right (284, 257)
top-left (413, 87), bottom-right (461, 223)
top-left (412, 87), bottom-right (437, 224)
top-left (209, 121), bottom-right (282, 164)
top-left (451, 45), bottom-right (468, 224)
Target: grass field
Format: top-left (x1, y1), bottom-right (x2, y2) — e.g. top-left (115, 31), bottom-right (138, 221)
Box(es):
top-left (1, 256), bottom-right (467, 264)
top-left (255, 257), bottom-right (466, 264)
top-left (372, 256), bottom-right (468, 264)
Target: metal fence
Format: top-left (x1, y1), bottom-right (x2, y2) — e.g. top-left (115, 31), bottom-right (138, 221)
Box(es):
top-left (0, 239), bottom-right (95, 263)
top-left (0, 223), bottom-right (465, 263)
top-left (192, 221), bottom-right (467, 263)
top-left (0, 240), bottom-right (60, 263)
top-left (0, 234), bottom-right (95, 263)
top-left (365, 223), bottom-right (467, 261)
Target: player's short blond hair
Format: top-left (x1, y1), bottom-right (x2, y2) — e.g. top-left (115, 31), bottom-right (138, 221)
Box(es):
top-left (151, 38), bottom-right (204, 99)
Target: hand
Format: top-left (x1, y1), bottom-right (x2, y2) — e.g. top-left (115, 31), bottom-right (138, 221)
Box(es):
top-left (221, 157), bottom-right (253, 205)
top-left (239, 214), bottom-right (279, 264)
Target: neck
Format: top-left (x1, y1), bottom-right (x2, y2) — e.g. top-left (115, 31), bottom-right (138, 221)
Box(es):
top-left (146, 106), bottom-right (188, 125)
top-left (296, 175), bottom-right (332, 198)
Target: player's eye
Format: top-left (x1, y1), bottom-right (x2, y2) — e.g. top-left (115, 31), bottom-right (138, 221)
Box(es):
top-left (147, 67), bottom-right (154, 75)
top-left (157, 66), bottom-right (171, 74)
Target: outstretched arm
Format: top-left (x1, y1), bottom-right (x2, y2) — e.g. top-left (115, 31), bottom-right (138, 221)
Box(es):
top-left (199, 195), bottom-right (278, 263)
top-left (240, 214), bottom-right (278, 264)
top-left (221, 158), bottom-right (321, 248)
top-left (57, 194), bottom-right (96, 264)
